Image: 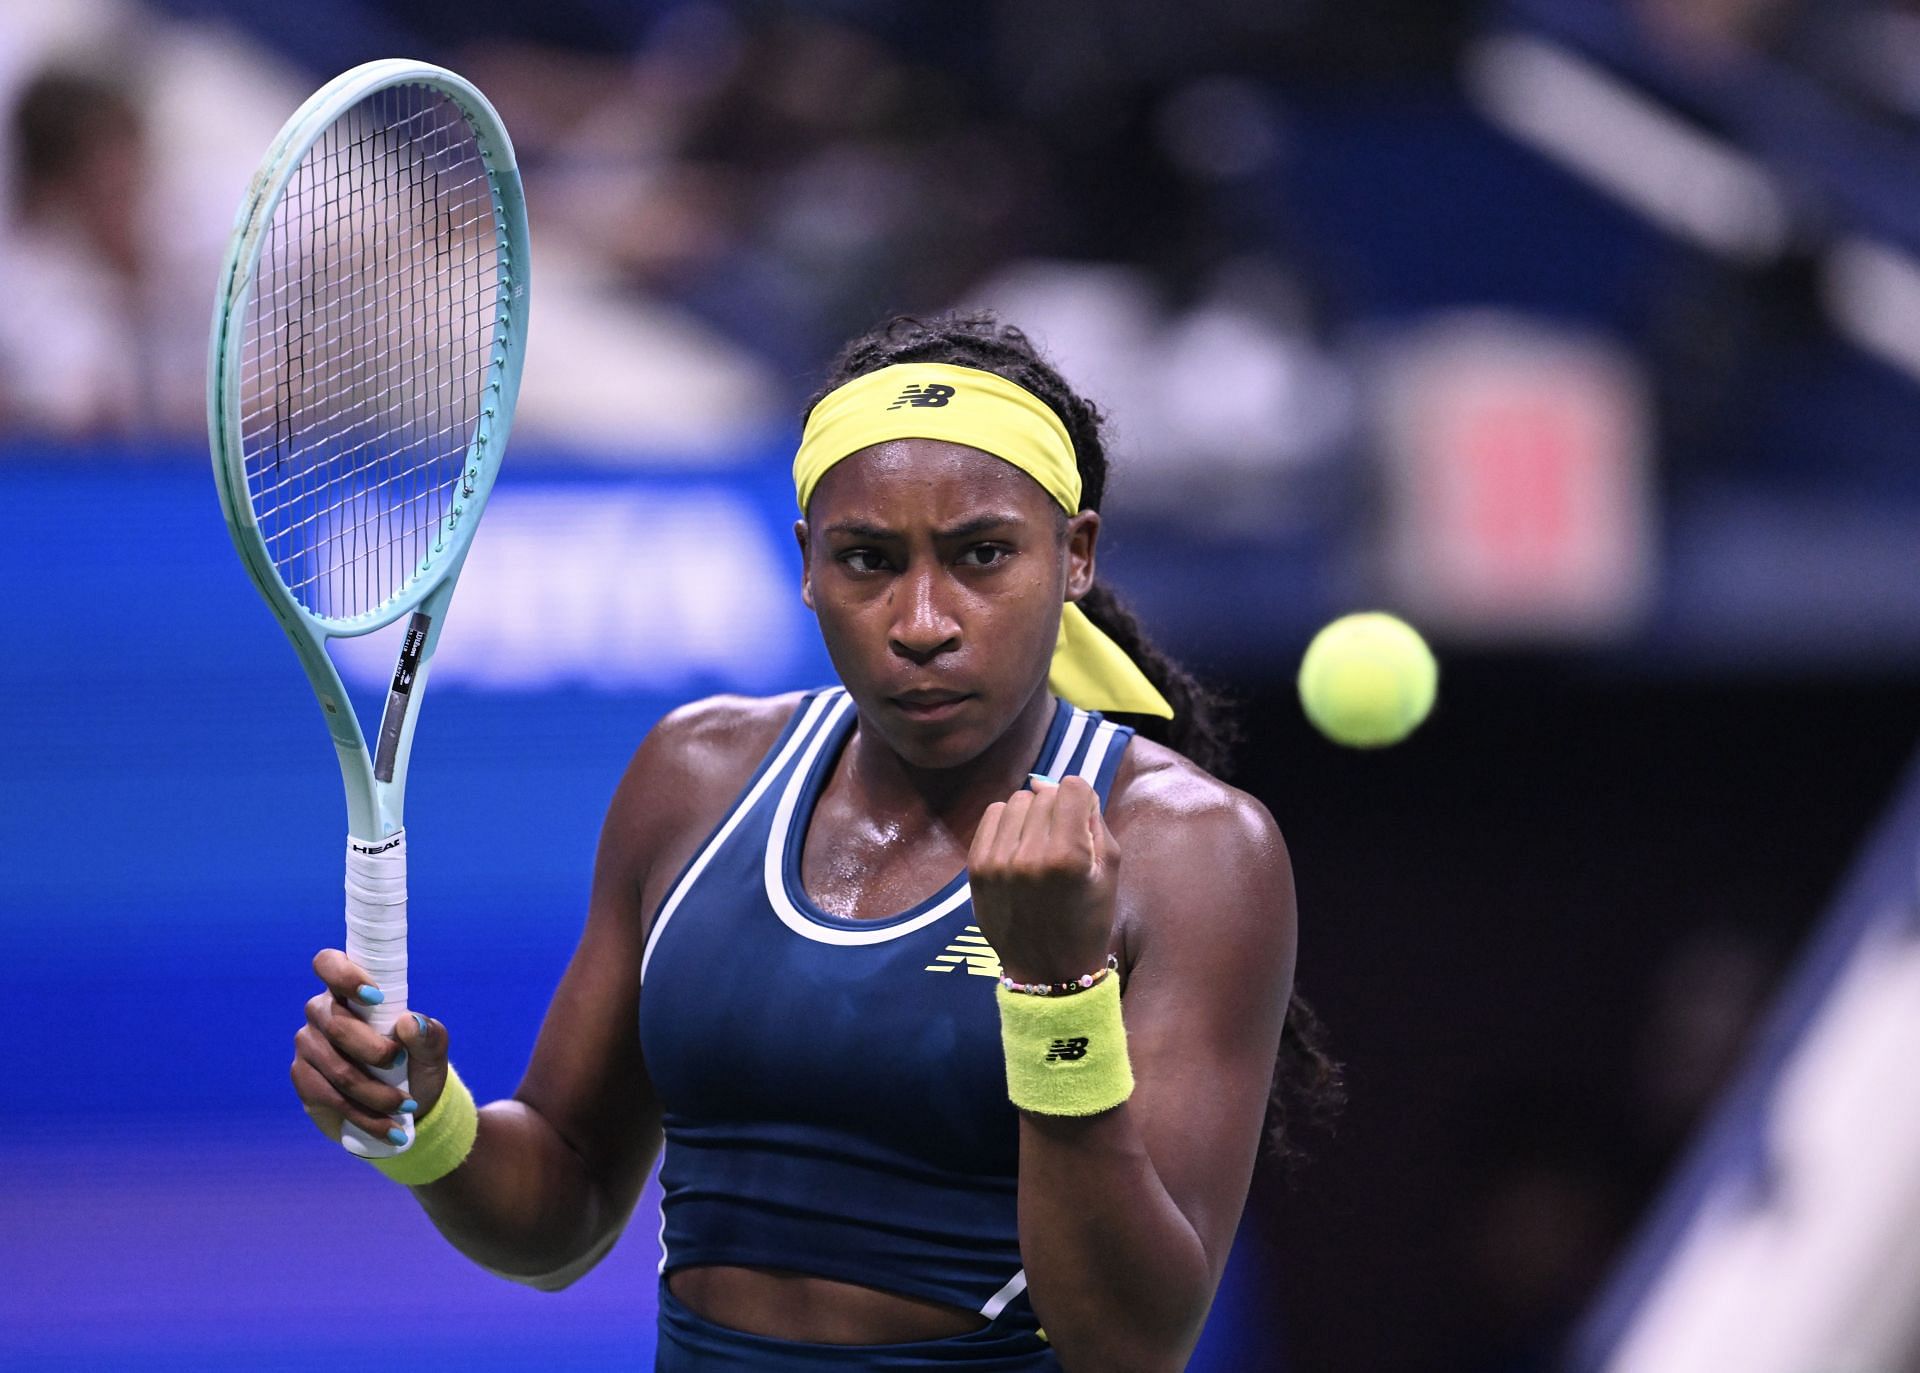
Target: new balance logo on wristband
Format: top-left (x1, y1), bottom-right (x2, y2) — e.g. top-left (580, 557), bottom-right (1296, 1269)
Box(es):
top-left (887, 382), bottom-right (955, 410)
top-left (1045, 1037), bottom-right (1090, 1062)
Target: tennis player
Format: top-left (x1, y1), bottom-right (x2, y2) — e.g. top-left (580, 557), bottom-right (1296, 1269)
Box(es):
top-left (292, 314), bottom-right (1331, 1370)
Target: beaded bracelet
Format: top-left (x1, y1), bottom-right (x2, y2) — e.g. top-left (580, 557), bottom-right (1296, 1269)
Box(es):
top-left (998, 953), bottom-right (1119, 997)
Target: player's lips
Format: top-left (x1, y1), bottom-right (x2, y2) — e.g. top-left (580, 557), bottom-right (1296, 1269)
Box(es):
top-left (891, 689), bottom-right (973, 720)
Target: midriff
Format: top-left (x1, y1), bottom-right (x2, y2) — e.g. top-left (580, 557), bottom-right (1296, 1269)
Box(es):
top-left (669, 1264), bottom-right (990, 1344)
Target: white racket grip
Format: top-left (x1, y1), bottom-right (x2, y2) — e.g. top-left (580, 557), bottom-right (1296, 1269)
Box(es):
top-left (340, 831), bottom-right (414, 1158)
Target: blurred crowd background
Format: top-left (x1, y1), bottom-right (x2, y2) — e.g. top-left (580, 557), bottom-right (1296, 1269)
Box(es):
top-left (7, 1), bottom-right (1920, 1370)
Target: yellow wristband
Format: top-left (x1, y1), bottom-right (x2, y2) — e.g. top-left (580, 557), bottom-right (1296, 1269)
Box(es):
top-left (368, 1064), bottom-right (478, 1186)
top-left (997, 972), bottom-right (1134, 1116)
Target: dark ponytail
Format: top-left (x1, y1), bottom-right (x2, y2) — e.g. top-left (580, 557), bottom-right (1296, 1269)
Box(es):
top-left (807, 311), bottom-right (1345, 1172)
top-left (1072, 583), bottom-right (1236, 776)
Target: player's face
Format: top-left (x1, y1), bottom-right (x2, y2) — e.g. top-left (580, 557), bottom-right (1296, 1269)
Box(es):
top-left (799, 438), bottom-right (1097, 770)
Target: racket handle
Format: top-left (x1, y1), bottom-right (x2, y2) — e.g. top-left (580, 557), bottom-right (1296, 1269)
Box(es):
top-left (341, 831), bottom-right (414, 1158)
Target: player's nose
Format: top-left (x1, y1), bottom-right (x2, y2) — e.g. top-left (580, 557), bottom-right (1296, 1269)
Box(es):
top-left (888, 564), bottom-right (960, 663)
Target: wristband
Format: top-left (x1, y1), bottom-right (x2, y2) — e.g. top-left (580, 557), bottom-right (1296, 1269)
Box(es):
top-left (997, 971), bottom-right (1134, 1117)
top-left (367, 1063), bottom-right (477, 1186)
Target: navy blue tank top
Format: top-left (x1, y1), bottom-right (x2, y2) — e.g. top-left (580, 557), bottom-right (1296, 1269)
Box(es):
top-left (638, 687), bottom-right (1135, 1333)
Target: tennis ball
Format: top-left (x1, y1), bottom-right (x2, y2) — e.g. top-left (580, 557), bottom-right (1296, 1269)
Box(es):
top-left (1297, 612), bottom-right (1437, 748)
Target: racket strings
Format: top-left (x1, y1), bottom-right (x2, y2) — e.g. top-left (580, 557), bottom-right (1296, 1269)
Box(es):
top-left (239, 299), bottom-right (500, 504)
top-left (267, 89), bottom-right (463, 618)
top-left (261, 457), bottom-right (473, 574)
top-left (249, 408), bottom-right (481, 520)
top-left (240, 82), bottom-right (501, 624)
top-left (236, 207), bottom-right (497, 393)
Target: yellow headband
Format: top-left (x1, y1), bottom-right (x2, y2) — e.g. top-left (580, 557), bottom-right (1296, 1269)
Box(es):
top-left (795, 362), bottom-right (1174, 720)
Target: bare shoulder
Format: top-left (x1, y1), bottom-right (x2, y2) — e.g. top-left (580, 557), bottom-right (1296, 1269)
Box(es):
top-left (614, 690), bottom-right (807, 820)
top-left (1103, 736), bottom-right (1294, 965)
top-left (1105, 735), bottom-right (1288, 874)
top-left (639, 690), bottom-right (808, 778)
top-left (599, 691), bottom-right (810, 924)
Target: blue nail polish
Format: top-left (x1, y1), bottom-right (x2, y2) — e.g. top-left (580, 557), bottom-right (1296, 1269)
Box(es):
top-left (386, 1127), bottom-right (407, 1146)
top-left (1028, 772), bottom-right (1058, 788)
top-left (413, 1013), bottom-right (429, 1035)
top-left (356, 984), bottom-right (384, 1005)
top-left (399, 1098), bottom-right (419, 1114)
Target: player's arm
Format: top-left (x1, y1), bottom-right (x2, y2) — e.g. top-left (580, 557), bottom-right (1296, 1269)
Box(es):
top-left (292, 698), bottom-right (781, 1287)
top-left (407, 730), bottom-right (664, 1290)
top-left (295, 730), bottom-right (664, 1287)
top-left (977, 770), bottom-right (1296, 1372)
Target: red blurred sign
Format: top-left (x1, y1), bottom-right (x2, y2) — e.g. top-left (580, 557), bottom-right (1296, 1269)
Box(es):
top-left (1377, 313), bottom-right (1654, 639)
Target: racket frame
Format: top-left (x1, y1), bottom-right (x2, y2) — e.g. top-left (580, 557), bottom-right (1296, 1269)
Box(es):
top-left (208, 58), bottom-right (529, 842)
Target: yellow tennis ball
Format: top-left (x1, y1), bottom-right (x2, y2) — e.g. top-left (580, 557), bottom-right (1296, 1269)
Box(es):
top-left (1297, 612), bottom-right (1438, 748)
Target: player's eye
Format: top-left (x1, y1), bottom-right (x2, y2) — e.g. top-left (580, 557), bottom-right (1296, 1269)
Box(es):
top-left (838, 548), bottom-right (890, 574)
top-left (958, 544), bottom-right (1011, 568)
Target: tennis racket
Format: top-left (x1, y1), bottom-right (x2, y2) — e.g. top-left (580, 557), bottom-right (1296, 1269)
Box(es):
top-left (208, 60), bottom-right (529, 1158)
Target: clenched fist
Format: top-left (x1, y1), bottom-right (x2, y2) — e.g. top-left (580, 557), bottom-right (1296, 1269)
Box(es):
top-left (967, 774), bottom-right (1120, 986)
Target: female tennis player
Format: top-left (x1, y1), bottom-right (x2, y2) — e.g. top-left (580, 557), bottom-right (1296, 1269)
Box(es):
top-left (292, 313), bottom-right (1336, 1370)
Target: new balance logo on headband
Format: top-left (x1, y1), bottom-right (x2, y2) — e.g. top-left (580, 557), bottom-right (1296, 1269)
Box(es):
top-left (887, 383), bottom-right (956, 410)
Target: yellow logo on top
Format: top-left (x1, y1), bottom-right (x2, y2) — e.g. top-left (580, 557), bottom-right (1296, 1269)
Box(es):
top-left (925, 925), bottom-right (1001, 977)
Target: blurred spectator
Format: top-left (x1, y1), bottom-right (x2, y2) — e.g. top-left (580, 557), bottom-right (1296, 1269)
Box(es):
top-left (1, 67), bottom-right (147, 436)
top-left (1631, 0), bottom-right (1804, 65)
top-left (484, 10), bottom-right (1049, 378)
top-left (1437, 926), bottom-right (1780, 1372)
top-left (0, 64), bottom-right (203, 440)
top-left (1447, 1087), bottom-right (1646, 1373)
top-left (962, 255), bottom-right (1354, 530)
top-left (1820, 0), bottom-right (1920, 124)
top-left (0, 7), bottom-right (790, 459)
top-left (463, 4), bottom-right (1362, 491)
top-left (1629, 0), bottom-right (1920, 140)
top-left (1629, 926), bottom-right (1776, 1153)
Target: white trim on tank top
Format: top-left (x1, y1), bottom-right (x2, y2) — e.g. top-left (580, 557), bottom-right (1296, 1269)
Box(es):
top-left (980, 1267), bottom-right (1029, 1319)
top-left (1049, 706), bottom-right (1088, 783)
top-left (639, 690), bottom-right (843, 983)
top-left (763, 697), bottom-right (1105, 946)
top-left (1077, 719), bottom-right (1120, 789)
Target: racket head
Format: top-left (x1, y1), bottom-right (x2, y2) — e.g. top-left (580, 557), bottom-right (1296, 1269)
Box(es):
top-left (208, 59), bottom-right (529, 642)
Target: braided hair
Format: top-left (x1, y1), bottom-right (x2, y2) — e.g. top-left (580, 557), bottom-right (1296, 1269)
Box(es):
top-left (804, 311), bottom-right (1345, 1170)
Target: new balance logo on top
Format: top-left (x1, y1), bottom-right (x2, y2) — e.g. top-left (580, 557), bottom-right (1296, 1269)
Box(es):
top-left (1046, 1038), bottom-right (1090, 1062)
top-left (887, 383), bottom-right (956, 410)
top-left (924, 925), bottom-right (1000, 977)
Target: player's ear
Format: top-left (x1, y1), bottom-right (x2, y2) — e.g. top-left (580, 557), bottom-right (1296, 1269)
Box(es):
top-left (795, 518), bottom-right (814, 609)
top-left (1063, 510), bottom-right (1099, 603)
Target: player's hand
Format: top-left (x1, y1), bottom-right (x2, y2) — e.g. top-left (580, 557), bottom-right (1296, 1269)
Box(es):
top-left (968, 775), bottom-right (1120, 985)
top-left (291, 948), bottom-right (450, 1143)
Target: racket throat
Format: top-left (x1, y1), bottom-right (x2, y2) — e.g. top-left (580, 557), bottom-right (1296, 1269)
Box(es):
top-left (374, 611), bottom-right (432, 784)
